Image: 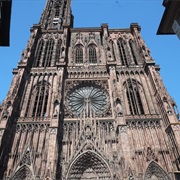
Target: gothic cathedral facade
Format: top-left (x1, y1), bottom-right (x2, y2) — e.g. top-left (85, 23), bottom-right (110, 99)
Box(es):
top-left (0, 0), bottom-right (180, 179)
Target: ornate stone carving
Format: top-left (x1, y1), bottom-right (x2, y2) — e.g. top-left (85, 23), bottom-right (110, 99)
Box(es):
top-left (64, 80), bottom-right (111, 118)
top-left (50, 128), bottom-right (57, 134)
top-left (66, 151), bottom-right (112, 179)
top-left (19, 148), bottom-right (32, 166)
top-left (117, 125), bottom-right (127, 134)
top-left (89, 32), bottom-right (95, 40)
top-left (144, 161), bottom-right (171, 180)
top-left (146, 147), bottom-right (156, 162)
top-left (11, 165), bottom-right (33, 180)
top-left (126, 119), bottom-right (161, 129)
top-left (76, 32), bottom-right (83, 41)
top-left (16, 123), bottom-right (50, 133)
top-left (67, 65), bottom-right (108, 79)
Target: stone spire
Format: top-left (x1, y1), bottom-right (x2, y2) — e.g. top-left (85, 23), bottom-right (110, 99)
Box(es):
top-left (39, 0), bottom-right (73, 30)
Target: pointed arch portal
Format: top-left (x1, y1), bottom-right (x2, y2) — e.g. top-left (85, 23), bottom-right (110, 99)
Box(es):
top-left (67, 150), bottom-right (112, 180)
top-left (144, 161), bottom-right (171, 180)
top-left (12, 165), bottom-right (33, 180)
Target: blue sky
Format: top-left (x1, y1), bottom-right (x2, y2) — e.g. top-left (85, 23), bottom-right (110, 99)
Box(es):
top-left (0, 0), bottom-right (179, 110)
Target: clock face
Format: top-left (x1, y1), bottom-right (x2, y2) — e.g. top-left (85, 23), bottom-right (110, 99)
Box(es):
top-left (67, 86), bottom-right (108, 116)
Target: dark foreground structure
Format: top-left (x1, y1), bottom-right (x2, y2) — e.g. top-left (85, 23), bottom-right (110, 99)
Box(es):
top-left (0, 0), bottom-right (12, 46)
top-left (0, 0), bottom-right (180, 179)
top-left (157, 0), bottom-right (180, 39)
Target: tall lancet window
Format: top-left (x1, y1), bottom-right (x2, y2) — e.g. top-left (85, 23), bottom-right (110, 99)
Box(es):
top-left (89, 45), bottom-right (97, 64)
top-left (129, 39), bottom-right (138, 65)
top-left (125, 79), bottom-right (144, 115)
top-left (55, 7), bottom-right (60, 17)
top-left (117, 40), bottom-right (128, 66)
top-left (32, 82), bottom-right (49, 118)
top-left (25, 82), bottom-right (49, 118)
top-left (55, 39), bottom-right (62, 63)
top-left (33, 39), bottom-right (44, 67)
top-left (42, 39), bottom-right (54, 67)
top-left (75, 45), bottom-right (83, 64)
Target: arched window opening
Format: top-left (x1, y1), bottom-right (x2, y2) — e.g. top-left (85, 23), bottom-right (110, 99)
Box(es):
top-left (55, 39), bottom-right (62, 63)
top-left (32, 84), bottom-right (49, 117)
top-left (75, 46), bottom-right (83, 64)
top-left (42, 39), bottom-right (54, 67)
top-left (126, 90), bottom-right (137, 115)
top-left (53, 7), bottom-right (59, 28)
top-left (125, 79), bottom-right (144, 115)
top-left (173, 103), bottom-right (180, 120)
top-left (55, 7), bottom-right (60, 17)
top-left (89, 46), bottom-right (97, 63)
top-left (129, 40), bottom-right (138, 65)
top-left (33, 39), bottom-right (44, 67)
top-left (117, 40), bottom-right (128, 66)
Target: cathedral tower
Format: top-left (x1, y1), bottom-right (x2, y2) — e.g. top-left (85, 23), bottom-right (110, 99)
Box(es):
top-left (0, 0), bottom-right (180, 179)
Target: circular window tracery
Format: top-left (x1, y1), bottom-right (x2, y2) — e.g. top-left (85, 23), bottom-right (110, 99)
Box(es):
top-left (67, 86), bottom-right (109, 116)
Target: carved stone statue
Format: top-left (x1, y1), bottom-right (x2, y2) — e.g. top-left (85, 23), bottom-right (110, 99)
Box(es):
top-left (60, 47), bottom-right (65, 62)
top-left (162, 98), bottom-right (172, 115)
top-left (2, 101), bottom-right (12, 119)
top-left (61, 47), bottom-right (65, 58)
top-left (115, 98), bottom-right (123, 116)
top-left (53, 100), bottom-right (59, 117)
top-left (2, 110), bottom-right (8, 119)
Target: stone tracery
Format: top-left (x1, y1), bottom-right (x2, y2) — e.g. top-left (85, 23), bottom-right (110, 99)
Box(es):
top-left (67, 150), bottom-right (112, 180)
top-left (11, 165), bottom-right (33, 180)
top-left (64, 80), bottom-right (111, 118)
top-left (144, 161), bottom-right (171, 180)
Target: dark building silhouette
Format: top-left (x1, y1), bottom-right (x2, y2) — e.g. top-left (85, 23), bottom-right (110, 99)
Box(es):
top-left (0, 0), bottom-right (180, 179)
top-left (157, 0), bottom-right (180, 39)
top-left (0, 0), bottom-right (12, 46)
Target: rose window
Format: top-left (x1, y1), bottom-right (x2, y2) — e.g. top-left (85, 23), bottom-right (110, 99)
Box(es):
top-left (67, 86), bottom-right (108, 116)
